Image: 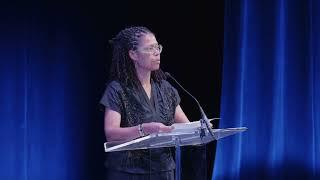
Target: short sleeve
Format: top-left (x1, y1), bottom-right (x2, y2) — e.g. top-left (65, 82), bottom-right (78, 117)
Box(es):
top-left (99, 81), bottom-right (123, 113)
top-left (171, 85), bottom-right (181, 107)
top-left (161, 80), bottom-right (181, 107)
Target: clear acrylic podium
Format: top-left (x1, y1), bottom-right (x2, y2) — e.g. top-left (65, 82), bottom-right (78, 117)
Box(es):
top-left (104, 120), bottom-right (247, 180)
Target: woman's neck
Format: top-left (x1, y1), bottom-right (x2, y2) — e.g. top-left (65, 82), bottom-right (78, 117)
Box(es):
top-left (136, 69), bottom-right (151, 86)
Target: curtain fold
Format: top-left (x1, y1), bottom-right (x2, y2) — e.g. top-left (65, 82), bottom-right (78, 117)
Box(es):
top-left (0, 3), bottom-right (96, 180)
top-left (213, 0), bottom-right (320, 179)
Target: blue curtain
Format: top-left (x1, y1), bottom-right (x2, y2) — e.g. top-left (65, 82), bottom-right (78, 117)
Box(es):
top-left (213, 0), bottom-right (320, 179)
top-left (0, 3), bottom-right (105, 180)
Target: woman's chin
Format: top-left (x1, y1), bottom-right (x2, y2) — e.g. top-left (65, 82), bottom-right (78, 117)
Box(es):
top-left (152, 65), bottom-right (160, 70)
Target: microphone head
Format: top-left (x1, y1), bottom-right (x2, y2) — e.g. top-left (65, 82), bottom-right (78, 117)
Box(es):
top-left (164, 72), bottom-right (171, 78)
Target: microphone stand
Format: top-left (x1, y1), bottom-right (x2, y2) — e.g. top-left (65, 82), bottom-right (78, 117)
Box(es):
top-left (165, 72), bottom-right (217, 139)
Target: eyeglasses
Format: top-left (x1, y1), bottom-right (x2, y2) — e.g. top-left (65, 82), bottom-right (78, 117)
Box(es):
top-left (136, 44), bottom-right (163, 55)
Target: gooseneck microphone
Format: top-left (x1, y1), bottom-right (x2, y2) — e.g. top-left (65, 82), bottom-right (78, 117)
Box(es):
top-left (165, 72), bottom-right (216, 138)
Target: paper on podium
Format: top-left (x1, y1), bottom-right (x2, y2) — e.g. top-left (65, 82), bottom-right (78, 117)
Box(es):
top-left (170, 118), bottom-right (220, 133)
top-left (171, 121), bottom-right (201, 131)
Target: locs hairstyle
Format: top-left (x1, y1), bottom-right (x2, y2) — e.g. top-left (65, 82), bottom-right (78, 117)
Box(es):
top-left (108, 26), bottom-right (166, 87)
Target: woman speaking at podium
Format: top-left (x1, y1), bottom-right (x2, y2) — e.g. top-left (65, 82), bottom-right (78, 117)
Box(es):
top-left (100, 26), bottom-right (190, 180)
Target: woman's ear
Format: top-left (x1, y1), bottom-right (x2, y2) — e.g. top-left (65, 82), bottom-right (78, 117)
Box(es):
top-left (129, 50), bottom-right (138, 61)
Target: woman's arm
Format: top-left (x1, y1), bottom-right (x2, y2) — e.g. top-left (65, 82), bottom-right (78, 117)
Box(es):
top-left (174, 105), bottom-right (190, 123)
top-left (104, 109), bottom-right (140, 141)
top-left (104, 108), bottom-right (173, 141)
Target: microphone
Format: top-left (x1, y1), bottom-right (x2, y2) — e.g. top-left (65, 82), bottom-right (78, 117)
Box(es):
top-left (165, 72), bottom-right (216, 138)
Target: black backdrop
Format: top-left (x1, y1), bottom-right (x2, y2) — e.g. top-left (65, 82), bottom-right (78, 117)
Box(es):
top-left (89, 1), bottom-right (224, 179)
top-left (0, 1), bottom-right (223, 180)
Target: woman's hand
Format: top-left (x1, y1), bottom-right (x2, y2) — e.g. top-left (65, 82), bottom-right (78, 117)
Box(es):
top-left (141, 122), bottom-right (173, 135)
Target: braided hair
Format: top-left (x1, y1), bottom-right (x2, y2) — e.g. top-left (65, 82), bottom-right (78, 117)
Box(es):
top-left (108, 26), bottom-right (166, 88)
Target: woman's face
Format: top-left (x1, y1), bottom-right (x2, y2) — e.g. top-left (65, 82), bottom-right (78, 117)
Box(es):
top-left (129, 33), bottom-right (162, 72)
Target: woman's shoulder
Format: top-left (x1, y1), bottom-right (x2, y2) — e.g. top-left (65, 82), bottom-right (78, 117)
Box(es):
top-left (107, 80), bottom-right (121, 87)
top-left (105, 80), bottom-right (123, 92)
top-left (159, 79), bottom-right (174, 88)
top-left (157, 79), bottom-right (179, 94)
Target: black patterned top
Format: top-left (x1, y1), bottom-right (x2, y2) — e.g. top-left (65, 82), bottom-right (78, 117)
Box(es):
top-left (100, 79), bottom-right (180, 173)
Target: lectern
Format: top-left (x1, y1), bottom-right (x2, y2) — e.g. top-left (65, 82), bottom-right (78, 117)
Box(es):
top-left (104, 120), bottom-right (247, 180)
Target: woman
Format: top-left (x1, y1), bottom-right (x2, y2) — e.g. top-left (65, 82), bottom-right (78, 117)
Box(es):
top-left (100, 26), bottom-right (189, 180)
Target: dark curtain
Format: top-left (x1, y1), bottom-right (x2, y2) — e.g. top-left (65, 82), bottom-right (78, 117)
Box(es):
top-left (213, 0), bottom-right (320, 179)
top-left (0, 2), bottom-right (105, 180)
